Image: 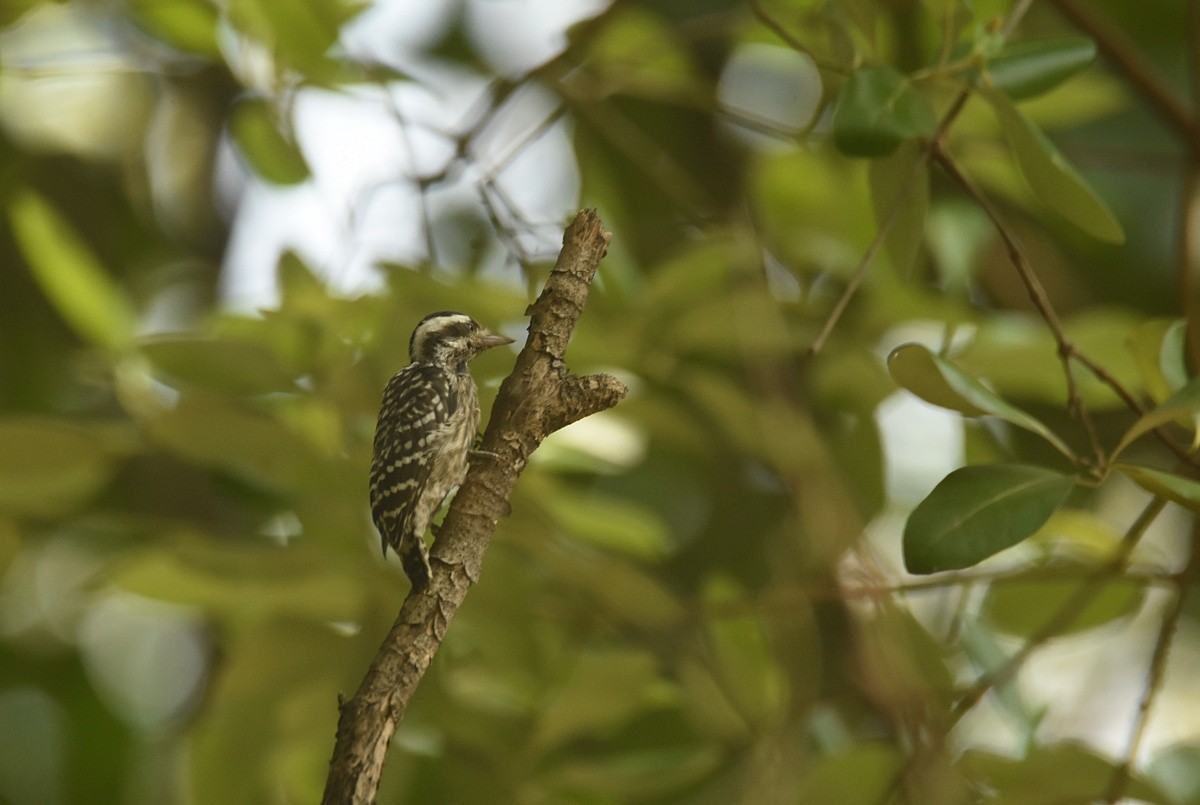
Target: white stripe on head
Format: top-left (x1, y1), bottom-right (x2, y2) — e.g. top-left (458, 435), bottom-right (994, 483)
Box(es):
top-left (409, 312), bottom-right (476, 361)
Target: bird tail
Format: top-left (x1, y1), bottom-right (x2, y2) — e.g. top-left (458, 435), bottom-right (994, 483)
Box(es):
top-left (397, 531), bottom-right (432, 589)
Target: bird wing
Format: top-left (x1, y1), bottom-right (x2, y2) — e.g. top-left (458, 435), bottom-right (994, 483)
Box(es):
top-left (369, 364), bottom-right (458, 554)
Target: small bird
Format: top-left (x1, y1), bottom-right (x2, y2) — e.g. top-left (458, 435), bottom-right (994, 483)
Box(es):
top-left (370, 311), bottom-right (514, 588)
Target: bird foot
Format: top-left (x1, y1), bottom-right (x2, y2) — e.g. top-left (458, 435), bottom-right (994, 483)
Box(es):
top-left (469, 448), bottom-right (504, 463)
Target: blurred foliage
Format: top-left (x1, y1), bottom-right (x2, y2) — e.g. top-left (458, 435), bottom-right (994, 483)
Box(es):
top-left (1, 0), bottom-right (1199, 803)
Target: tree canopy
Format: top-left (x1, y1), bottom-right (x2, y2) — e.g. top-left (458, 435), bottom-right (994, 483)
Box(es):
top-left (2, 0), bottom-right (1200, 803)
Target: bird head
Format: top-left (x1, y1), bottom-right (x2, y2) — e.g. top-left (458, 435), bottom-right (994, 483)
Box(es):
top-left (408, 311), bottom-right (514, 368)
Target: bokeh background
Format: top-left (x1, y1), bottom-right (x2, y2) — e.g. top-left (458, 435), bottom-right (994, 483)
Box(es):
top-left (3, 0), bottom-right (1200, 802)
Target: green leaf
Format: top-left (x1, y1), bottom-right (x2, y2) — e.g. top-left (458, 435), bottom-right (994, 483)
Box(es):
top-left (190, 619), bottom-right (352, 804)
top-left (1033, 508), bottom-right (1123, 558)
top-left (702, 577), bottom-right (786, 725)
top-left (9, 189), bottom-right (137, 350)
top-left (677, 659), bottom-right (749, 740)
top-left (833, 66), bottom-right (936, 157)
top-left (684, 369), bottom-right (823, 471)
top-left (1127, 319), bottom-right (1188, 404)
top-left (531, 649), bottom-right (664, 754)
top-left (904, 464), bottom-right (1075, 574)
top-left (1115, 464), bottom-right (1200, 513)
top-left (140, 335), bottom-right (297, 396)
top-left (227, 0), bottom-right (367, 81)
top-left (983, 37), bottom-right (1097, 100)
top-left (542, 549), bottom-right (685, 631)
top-left (858, 605), bottom-right (956, 709)
top-left (0, 0), bottom-right (40, 27)
top-left (111, 541), bottom-right (364, 625)
top-left (960, 743), bottom-right (1170, 804)
top-left (925, 199), bottom-right (992, 293)
top-left (796, 744), bottom-right (904, 804)
top-left (277, 250), bottom-right (330, 314)
top-left (868, 139), bottom-right (929, 275)
top-left (128, 0), bottom-right (221, 58)
top-left (956, 309), bottom-right (1143, 410)
top-left (0, 419), bottom-right (114, 517)
top-left (981, 563), bottom-right (1144, 636)
top-left (988, 90), bottom-right (1124, 243)
top-left (1148, 743), bottom-right (1200, 805)
top-left (536, 745), bottom-right (723, 800)
top-left (1112, 377), bottom-right (1200, 459)
top-left (585, 8), bottom-right (706, 99)
top-left (918, 0), bottom-right (965, 16)
top-left (537, 487), bottom-right (671, 561)
top-left (229, 97), bottom-right (310, 185)
top-left (887, 343), bottom-right (1074, 459)
top-left (143, 394), bottom-right (324, 492)
top-left (960, 621), bottom-right (1042, 734)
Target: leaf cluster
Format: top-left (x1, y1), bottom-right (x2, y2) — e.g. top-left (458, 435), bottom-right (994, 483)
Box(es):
top-left (0, 0), bottom-right (1199, 803)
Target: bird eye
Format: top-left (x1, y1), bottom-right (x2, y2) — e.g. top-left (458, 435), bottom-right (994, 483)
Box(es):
top-left (466, 321), bottom-right (478, 332)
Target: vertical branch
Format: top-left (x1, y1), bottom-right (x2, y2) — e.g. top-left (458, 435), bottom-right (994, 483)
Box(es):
top-left (1183, 0), bottom-right (1200, 373)
top-left (1103, 521), bottom-right (1200, 804)
top-left (1182, 165), bottom-right (1200, 375)
top-left (321, 211), bottom-right (626, 804)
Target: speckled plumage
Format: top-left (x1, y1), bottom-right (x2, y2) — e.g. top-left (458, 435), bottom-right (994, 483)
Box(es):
top-left (369, 312), bottom-right (512, 587)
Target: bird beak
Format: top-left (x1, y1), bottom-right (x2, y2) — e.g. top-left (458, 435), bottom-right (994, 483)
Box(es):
top-left (476, 330), bottom-right (515, 351)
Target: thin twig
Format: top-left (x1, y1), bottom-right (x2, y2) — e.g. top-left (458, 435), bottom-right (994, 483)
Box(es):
top-left (1052, 0), bottom-right (1200, 383)
top-left (380, 89), bottom-right (440, 266)
top-left (806, 146), bottom-right (926, 355)
top-left (931, 143), bottom-right (1105, 470)
top-left (935, 144), bottom-right (1200, 469)
top-left (949, 497), bottom-right (1167, 723)
top-left (1000, 0), bottom-right (1036, 39)
top-left (808, 0), bottom-right (1039, 355)
top-left (863, 565), bottom-right (1173, 598)
top-left (1050, 0), bottom-right (1200, 151)
top-left (745, 0), bottom-right (849, 75)
top-left (808, 90), bottom-right (972, 355)
top-left (480, 106), bottom-right (568, 186)
top-left (474, 106), bottom-right (576, 270)
top-left (693, 566), bottom-right (1178, 617)
top-left (559, 89), bottom-right (715, 218)
top-left (1102, 519), bottom-right (1200, 804)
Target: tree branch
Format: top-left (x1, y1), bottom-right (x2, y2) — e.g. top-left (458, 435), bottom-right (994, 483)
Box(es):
top-left (931, 143), bottom-right (1104, 471)
top-left (1050, 0), bottom-right (1200, 151)
top-left (932, 143), bottom-right (1200, 471)
top-left (1103, 518), bottom-right (1200, 804)
top-left (808, 90), bottom-right (971, 356)
top-left (950, 496), bottom-right (1166, 723)
top-left (321, 210), bottom-right (627, 804)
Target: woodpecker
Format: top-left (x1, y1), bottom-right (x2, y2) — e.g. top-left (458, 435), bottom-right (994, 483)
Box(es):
top-left (370, 311), bottom-right (514, 588)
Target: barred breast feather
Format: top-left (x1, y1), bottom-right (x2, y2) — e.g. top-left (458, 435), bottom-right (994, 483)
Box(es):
top-left (369, 363), bottom-right (480, 580)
